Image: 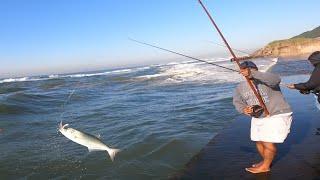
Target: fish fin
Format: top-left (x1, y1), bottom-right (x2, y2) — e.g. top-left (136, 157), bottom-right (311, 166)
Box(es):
top-left (107, 148), bottom-right (121, 162)
top-left (88, 148), bottom-right (100, 152)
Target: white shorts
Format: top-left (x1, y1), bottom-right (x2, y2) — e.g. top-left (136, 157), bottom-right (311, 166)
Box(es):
top-left (251, 112), bottom-right (293, 143)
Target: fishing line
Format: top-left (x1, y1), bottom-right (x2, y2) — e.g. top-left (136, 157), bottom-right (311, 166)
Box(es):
top-left (207, 40), bottom-right (275, 61)
top-left (206, 41), bottom-right (271, 62)
top-left (206, 40), bottom-right (250, 55)
top-left (129, 38), bottom-right (239, 73)
top-left (198, 0), bottom-right (270, 116)
top-left (59, 89), bottom-right (75, 119)
top-left (58, 79), bottom-right (110, 125)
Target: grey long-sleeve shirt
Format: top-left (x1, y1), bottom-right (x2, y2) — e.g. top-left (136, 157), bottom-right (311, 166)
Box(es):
top-left (233, 71), bottom-right (292, 118)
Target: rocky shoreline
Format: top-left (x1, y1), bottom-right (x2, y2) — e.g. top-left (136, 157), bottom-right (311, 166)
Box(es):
top-left (251, 26), bottom-right (320, 59)
top-left (172, 74), bottom-right (320, 179)
top-left (252, 38), bottom-right (320, 59)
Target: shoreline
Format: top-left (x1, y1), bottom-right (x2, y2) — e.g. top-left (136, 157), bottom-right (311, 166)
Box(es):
top-left (278, 56), bottom-right (308, 61)
top-left (172, 75), bottom-right (320, 179)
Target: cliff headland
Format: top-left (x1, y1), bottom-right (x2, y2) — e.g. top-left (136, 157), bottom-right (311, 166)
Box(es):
top-left (252, 26), bottom-right (320, 59)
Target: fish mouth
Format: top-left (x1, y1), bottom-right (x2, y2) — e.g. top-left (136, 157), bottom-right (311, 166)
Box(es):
top-left (59, 121), bottom-right (63, 129)
top-left (59, 121), bottom-right (69, 130)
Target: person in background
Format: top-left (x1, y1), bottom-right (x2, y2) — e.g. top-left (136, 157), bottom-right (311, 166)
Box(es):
top-left (286, 51), bottom-right (320, 104)
top-left (233, 61), bottom-right (292, 173)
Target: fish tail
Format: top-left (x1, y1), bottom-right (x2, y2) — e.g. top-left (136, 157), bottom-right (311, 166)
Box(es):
top-left (107, 148), bottom-right (120, 162)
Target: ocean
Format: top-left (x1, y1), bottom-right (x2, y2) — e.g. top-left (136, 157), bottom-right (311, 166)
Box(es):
top-left (0, 58), bottom-right (312, 179)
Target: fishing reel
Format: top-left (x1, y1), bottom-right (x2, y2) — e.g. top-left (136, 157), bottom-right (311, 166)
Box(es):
top-left (250, 105), bottom-right (264, 118)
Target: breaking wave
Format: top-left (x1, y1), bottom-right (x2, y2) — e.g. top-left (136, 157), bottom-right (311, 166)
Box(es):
top-left (0, 77), bottom-right (45, 83)
top-left (136, 57), bottom-right (278, 84)
top-left (0, 57), bottom-right (277, 86)
top-left (0, 66), bottom-right (152, 84)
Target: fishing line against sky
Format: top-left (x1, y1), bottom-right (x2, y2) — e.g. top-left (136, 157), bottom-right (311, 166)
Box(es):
top-left (0, 0), bottom-right (319, 78)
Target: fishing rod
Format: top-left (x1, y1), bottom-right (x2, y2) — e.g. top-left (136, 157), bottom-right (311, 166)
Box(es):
top-left (198, 0), bottom-right (270, 116)
top-left (230, 55), bottom-right (266, 62)
top-left (129, 38), bottom-right (238, 72)
top-left (208, 41), bottom-right (250, 55)
top-left (209, 41), bottom-right (278, 63)
top-left (208, 41), bottom-right (268, 62)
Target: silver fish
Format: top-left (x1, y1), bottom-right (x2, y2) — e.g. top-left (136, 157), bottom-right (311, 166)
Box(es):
top-left (59, 122), bottom-right (120, 161)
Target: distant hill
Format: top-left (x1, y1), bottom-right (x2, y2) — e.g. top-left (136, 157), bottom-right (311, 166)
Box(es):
top-left (291, 26), bottom-right (320, 39)
top-left (252, 26), bottom-right (320, 59)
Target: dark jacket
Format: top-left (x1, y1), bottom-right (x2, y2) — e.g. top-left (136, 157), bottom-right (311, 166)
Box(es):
top-left (294, 51), bottom-right (320, 92)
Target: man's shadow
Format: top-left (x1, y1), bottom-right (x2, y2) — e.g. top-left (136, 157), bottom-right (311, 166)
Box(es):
top-left (273, 98), bottom-right (314, 164)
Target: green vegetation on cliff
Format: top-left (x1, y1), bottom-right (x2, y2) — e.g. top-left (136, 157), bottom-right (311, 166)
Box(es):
top-left (291, 26), bottom-right (320, 39)
top-left (252, 25), bottom-right (320, 58)
top-left (268, 37), bottom-right (316, 46)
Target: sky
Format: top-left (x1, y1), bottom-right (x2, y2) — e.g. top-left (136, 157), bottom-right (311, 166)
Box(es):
top-left (0, 0), bottom-right (319, 78)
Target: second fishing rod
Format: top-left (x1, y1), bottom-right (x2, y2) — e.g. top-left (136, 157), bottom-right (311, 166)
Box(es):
top-left (130, 0), bottom-right (270, 116)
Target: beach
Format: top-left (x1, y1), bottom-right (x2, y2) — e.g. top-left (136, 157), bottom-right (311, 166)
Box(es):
top-left (173, 74), bottom-right (320, 179)
top-left (1, 0), bottom-right (319, 179)
top-left (0, 58), bottom-right (317, 179)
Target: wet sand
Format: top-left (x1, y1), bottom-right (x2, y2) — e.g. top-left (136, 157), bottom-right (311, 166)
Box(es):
top-left (173, 75), bottom-right (320, 179)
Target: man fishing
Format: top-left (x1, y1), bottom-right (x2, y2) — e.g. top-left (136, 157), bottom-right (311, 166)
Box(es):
top-left (233, 61), bottom-right (293, 173)
top-left (286, 51), bottom-right (320, 104)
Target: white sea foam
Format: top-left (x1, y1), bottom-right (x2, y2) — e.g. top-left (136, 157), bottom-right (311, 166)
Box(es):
top-left (0, 58), bottom-right (277, 84)
top-left (259, 58), bottom-right (278, 72)
top-left (48, 74), bottom-right (59, 78)
top-left (181, 60), bottom-right (197, 64)
top-left (1, 77), bottom-right (28, 83)
top-left (0, 77), bottom-right (46, 83)
top-left (136, 66), bottom-right (151, 71)
top-left (165, 62), bottom-right (180, 66)
top-left (68, 72), bottom-right (110, 78)
top-left (136, 57), bottom-right (278, 84)
top-left (0, 66), bottom-right (151, 84)
top-left (64, 68), bottom-right (133, 78)
top-left (138, 74), bottom-right (165, 79)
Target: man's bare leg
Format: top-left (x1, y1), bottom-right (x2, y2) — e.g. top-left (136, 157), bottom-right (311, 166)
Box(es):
top-left (246, 142), bottom-right (276, 173)
top-left (252, 141), bottom-right (264, 167)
